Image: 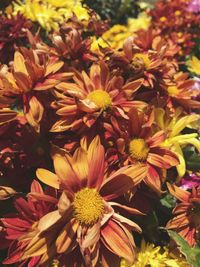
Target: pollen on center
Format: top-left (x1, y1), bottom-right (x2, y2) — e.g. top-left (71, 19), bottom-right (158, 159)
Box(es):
top-left (87, 89), bottom-right (112, 110)
top-left (72, 187), bottom-right (105, 226)
top-left (129, 138), bottom-right (149, 161)
top-left (132, 53), bottom-right (151, 69)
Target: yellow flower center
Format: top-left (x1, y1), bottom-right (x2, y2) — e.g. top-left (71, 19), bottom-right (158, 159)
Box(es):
top-left (175, 10), bottom-right (181, 16)
top-left (73, 188), bottom-right (104, 226)
top-left (132, 53), bottom-right (151, 69)
top-left (129, 138), bottom-right (149, 161)
top-left (167, 86), bottom-right (179, 96)
top-left (87, 89), bottom-right (112, 110)
top-left (160, 16), bottom-right (167, 22)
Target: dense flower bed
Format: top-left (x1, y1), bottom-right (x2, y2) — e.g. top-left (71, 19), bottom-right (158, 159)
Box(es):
top-left (0, 0), bottom-right (199, 266)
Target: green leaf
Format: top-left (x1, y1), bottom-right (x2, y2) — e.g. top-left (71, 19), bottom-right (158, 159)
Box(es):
top-left (183, 147), bottom-right (200, 172)
top-left (160, 193), bottom-right (176, 209)
top-left (167, 230), bottom-right (200, 267)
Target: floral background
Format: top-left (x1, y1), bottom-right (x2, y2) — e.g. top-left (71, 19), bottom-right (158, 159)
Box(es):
top-left (0, 0), bottom-right (199, 266)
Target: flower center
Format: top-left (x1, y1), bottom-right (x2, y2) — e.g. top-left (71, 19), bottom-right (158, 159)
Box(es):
top-left (129, 138), bottom-right (149, 161)
top-left (132, 53), bottom-right (151, 69)
top-left (87, 89), bottom-right (112, 110)
top-left (190, 204), bottom-right (200, 228)
top-left (73, 188), bottom-right (104, 226)
top-left (167, 86), bottom-right (179, 96)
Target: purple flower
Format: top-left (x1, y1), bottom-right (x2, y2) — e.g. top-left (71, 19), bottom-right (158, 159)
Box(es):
top-left (180, 172), bottom-right (200, 190)
top-left (188, 0), bottom-right (200, 13)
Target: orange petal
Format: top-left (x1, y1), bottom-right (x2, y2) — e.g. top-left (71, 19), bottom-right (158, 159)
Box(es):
top-left (36, 168), bottom-right (60, 189)
top-left (147, 130), bottom-right (166, 147)
top-left (87, 136), bottom-right (105, 189)
top-left (144, 165), bottom-right (162, 194)
top-left (51, 146), bottom-right (81, 192)
top-left (56, 218), bottom-right (78, 253)
top-left (101, 219), bottom-right (134, 263)
top-left (100, 164), bottom-right (147, 201)
top-left (167, 183), bottom-right (190, 202)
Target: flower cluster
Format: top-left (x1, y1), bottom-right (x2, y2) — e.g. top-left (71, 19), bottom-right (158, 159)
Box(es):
top-left (149, 0), bottom-right (200, 56)
top-left (0, 0), bottom-right (200, 266)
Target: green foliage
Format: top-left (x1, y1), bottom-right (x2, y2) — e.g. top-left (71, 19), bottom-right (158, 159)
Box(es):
top-left (83, 0), bottom-right (140, 25)
top-left (183, 146), bottom-right (200, 172)
top-left (167, 230), bottom-right (200, 267)
top-left (160, 193), bottom-right (176, 209)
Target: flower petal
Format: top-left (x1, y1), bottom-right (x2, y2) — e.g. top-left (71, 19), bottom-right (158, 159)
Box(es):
top-left (36, 168), bottom-right (60, 189)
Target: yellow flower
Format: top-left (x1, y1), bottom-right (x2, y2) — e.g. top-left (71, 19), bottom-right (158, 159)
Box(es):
top-left (13, 0), bottom-right (89, 31)
top-left (155, 108), bottom-right (200, 179)
top-left (91, 13), bottom-right (151, 51)
top-left (121, 240), bottom-right (189, 267)
top-left (186, 56), bottom-right (200, 75)
top-left (128, 12), bottom-right (151, 33)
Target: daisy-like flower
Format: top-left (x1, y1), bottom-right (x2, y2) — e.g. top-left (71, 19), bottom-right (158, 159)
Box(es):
top-left (22, 136), bottom-right (145, 266)
top-left (120, 239), bottom-right (189, 267)
top-left (0, 49), bottom-right (72, 105)
top-left (162, 72), bottom-right (200, 111)
top-left (155, 107), bottom-right (200, 178)
top-left (51, 61), bottom-right (144, 132)
top-left (109, 35), bottom-right (170, 88)
top-left (13, 0), bottom-right (89, 32)
top-left (91, 13), bottom-right (151, 52)
top-left (105, 108), bottom-right (179, 193)
top-left (186, 56), bottom-right (200, 76)
top-left (149, 0), bottom-right (200, 55)
top-left (166, 183), bottom-right (200, 246)
top-left (50, 25), bottom-right (97, 65)
top-left (0, 180), bottom-right (58, 266)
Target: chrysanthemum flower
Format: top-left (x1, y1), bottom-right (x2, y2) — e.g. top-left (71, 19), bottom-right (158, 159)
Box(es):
top-left (51, 25), bottom-right (97, 64)
top-left (149, 0), bottom-right (200, 55)
top-left (166, 183), bottom-right (200, 246)
top-left (120, 239), bottom-right (189, 267)
top-left (23, 136), bottom-right (145, 266)
top-left (155, 107), bottom-right (200, 178)
top-left (51, 61), bottom-right (144, 132)
top-left (0, 49), bottom-right (72, 105)
top-left (91, 13), bottom-right (151, 52)
top-left (0, 13), bottom-right (31, 64)
top-left (0, 180), bottom-right (58, 265)
top-left (109, 35), bottom-right (172, 88)
top-left (162, 72), bottom-right (200, 111)
top-left (105, 108), bottom-right (179, 192)
top-left (186, 56), bottom-right (200, 76)
top-left (13, 0), bottom-right (89, 31)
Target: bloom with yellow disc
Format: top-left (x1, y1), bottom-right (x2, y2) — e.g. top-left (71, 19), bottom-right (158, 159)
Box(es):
top-left (50, 61), bottom-right (144, 132)
top-left (167, 183), bottom-right (200, 246)
top-left (21, 136), bottom-right (145, 266)
top-left (105, 107), bottom-right (179, 193)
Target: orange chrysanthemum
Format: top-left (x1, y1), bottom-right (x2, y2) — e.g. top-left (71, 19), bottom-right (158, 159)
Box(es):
top-left (22, 137), bottom-right (145, 266)
top-left (51, 61), bottom-right (145, 132)
top-left (0, 49), bottom-right (72, 107)
top-left (105, 108), bottom-right (179, 193)
top-left (166, 183), bottom-right (200, 246)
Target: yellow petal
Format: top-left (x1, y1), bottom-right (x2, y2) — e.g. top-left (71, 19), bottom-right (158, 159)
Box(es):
top-left (36, 168), bottom-right (60, 189)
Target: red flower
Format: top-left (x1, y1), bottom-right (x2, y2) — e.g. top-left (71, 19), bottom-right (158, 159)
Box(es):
top-left (0, 180), bottom-right (58, 266)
